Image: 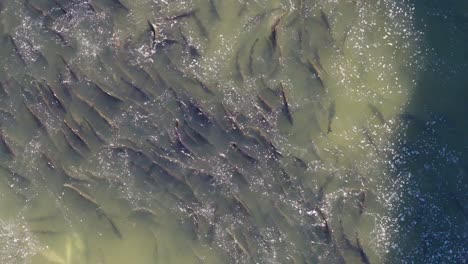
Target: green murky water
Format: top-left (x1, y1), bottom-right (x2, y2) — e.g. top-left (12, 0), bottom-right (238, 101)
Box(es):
top-left (0, 0), bottom-right (466, 263)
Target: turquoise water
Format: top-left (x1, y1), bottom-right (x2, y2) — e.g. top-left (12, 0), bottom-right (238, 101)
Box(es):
top-left (0, 0), bottom-right (466, 263)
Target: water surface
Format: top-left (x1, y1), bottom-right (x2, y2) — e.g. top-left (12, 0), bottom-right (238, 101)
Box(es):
top-left (0, 0), bottom-right (466, 263)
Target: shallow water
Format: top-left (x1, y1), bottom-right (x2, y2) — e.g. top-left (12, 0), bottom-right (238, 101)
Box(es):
top-left (0, 0), bottom-right (466, 263)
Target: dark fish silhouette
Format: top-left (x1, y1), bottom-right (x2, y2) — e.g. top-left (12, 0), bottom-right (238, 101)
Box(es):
top-left (165, 10), bottom-right (197, 21)
top-left (279, 82), bottom-right (293, 124)
top-left (368, 104), bottom-right (385, 124)
top-left (7, 35), bottom-right (26, 65)
top-left (327, 101), bottom-right (336, 134)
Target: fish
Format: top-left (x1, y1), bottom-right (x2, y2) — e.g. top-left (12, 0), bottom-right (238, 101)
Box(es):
top-left (338, 219), bottom-right (356, 250)
top-left (192, 14), bottom-right (209, 39)
top-left (237, 2), bottom-right (248, 16)
top-left (32, 229), bottom-right (64, 236)
top-left (356, 233), bottom-right (371, 264)
top-left (130, 207), bottom-right (157, 218)
top-left (398, 112), bottom-right (427, 130)
top-left (248, 38), bottom-right (259, 75)
top-left (52, 0), bottom-right (68, 15)
top-left (217, 153), bottom-right (249, 186)
top-left (357, 190), bottom-right (366, 215)
top-left (114, 0), bottom-right (129, 12)
top-left (149, 159), bottom-right (186, 184)
top-left (34, 79), bottom-right (67, 114)
top-left (59, 166), bottom-right (91, 183)
top-left (104, 143), bottom-right (151, 166)
top-left (177, 120), bottom-right (211, 146)
top-left (63, 183), bottom-right (122, 238)
top-left (368, 104), bottom-right (385, 124)
top-left (274, 200), bottom-right (294, 225)
top-left (315, 206), bottom-right (332, 243)
top-left (257, 94), bottom-right (273, 113)
top-left (186, 207), bottom-right (200, 239)
top-left (226, 228), bottom-right (250, 257)
top-left (255, 109), bottom-right (274, 130)
top-left (0, 165), bottom-right (31, 188)
top-left (362, 127), bottom-right (380, 154)
top-left (193, 78), bottom-right (215, 95)
top-left (97, 209), bottom-right (123, 239)
top-left (61, 130), bottom-right (86, 159)
top-left (208, 0), bottom-right (220, 20)
top-left (47, 26), bottom-right (73, 47)
top-left (85, 169), bottom-right (122, 185)
top-left (231, 166), bottom-right (250, 187)
top-left (312, 48), bottom-right (327, 76)
top-left (0, 81), bottom-right (8, 97)
top-left (306, 58), bottom-right (326, 90)
top-left (23, 101), bottom-right (46, 130)
top-left (229, 142), bottom-right (257, 164)
top-left (7, 35), bottom-right (26, 65)
top-left (148, 20), bottom-right (158, 50)
top-left (56, 72), bottom-right (72, 99)
top-left (70, 85), bottom-right (94, 107)
top-left (243, 9), bottom-right (274, 29)
top-left (279, 82), bottom-right (293, 124)
top-left (88, 104), bottom-right (116, 130)
top-left (269, 11), bottom-right (287, 49)
top-left (63, 119), bottom-right (91, 152)
top-left (341, 25), bottom-right (352, 51)
top-left (180, 30), bottom-right (200, 57)
top-left (120, 77), bottom-right (150, 102)
top-left (25, 1), bottom-right (48, 17)
top-left (40, 152), bottom-right (56, 170)
top-left (82, 118), bottom-right (106, 144)
top-left (247, 127), bottom-right (282, 158)
top-left (26, 212), bottom-right (59, 222)
top-left (92, 82), bottom-right (125, 105)
top-left (145, 138), bottom-right (172, 157)
top-left (327, 101), bottom-right (336, 134)
top-left (184, 99), bottom-right (212, 126)
top-left (187, 44), bottom-right (201, 57)
top-left (234, 48), bottom-right (245, 82)
top-left (155, 39), bottom-right (178, 50)
top-left (147, 20), bottom-right (179, 52)
top-left (221, 104), bottom-right (245, 135)
top-left (292, 156), bottom-right (308, 169)
top-left (85, 0), bottom-right (97, 12)
top-left (0, 108), bottom-right (15, 125)
top-left (0, 132), bottom-right (15, 157)
top-left (40, 249), bottom-right (66, 264)
top-left (278, 166), bottom-right (293, 188)
top-left (320, 10), bottom-right (332, 34)
top-left (232, 193), bottom-right (252, 216)
top-left (165, 9), bottom-right (198, 21)
top-left (99, 0), bottom-right (129, 12)
top-left (22, 39), bottom-right (48, 66)
top-left (58, 55), bottom-right (79, 81)
top-left (167, 86), bottom-right (186, 110)
top-left (171, 123), bottom-right (196, 157)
